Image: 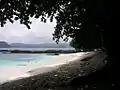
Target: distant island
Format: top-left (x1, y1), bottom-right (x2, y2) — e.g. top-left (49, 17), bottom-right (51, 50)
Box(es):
top-left (0, 41), bottom-right (72, 48)
top-left (0, 41), bottom-right (10, 48)
top-left (10, 43), bottom-right (72, 48)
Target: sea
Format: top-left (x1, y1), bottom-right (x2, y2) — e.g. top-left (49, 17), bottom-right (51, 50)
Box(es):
top-left (0, 48), bottom-right (74, 84)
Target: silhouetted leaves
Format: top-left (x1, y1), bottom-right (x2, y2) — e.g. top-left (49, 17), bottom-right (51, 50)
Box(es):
top-left (0, 0), bottom-right (106, 50)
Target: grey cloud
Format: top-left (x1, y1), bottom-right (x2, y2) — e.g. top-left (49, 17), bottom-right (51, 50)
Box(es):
top-left (0, 18), bottom-right (56, 44)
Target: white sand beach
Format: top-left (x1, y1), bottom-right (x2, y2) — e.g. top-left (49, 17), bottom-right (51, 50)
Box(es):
top-left (0, 51), bottom-right (106, 84)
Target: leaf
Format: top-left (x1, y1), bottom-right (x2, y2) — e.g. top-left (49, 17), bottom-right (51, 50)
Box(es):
top-left (14, 17), bottom-right (19, 20)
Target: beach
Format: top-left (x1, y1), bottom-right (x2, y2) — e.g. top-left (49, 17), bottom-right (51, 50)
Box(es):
top-left (0, 51), bottom-right (107, 90)
top-left (0, 52), bottom-right (86, 83)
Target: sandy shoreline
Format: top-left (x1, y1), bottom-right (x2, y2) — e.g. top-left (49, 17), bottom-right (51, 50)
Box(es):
top-left (27, 52), bottom-right (94, 76)
top-left (0, 52), bottom-right (86, 84)
top-left (0, 51), bottom-right (107, 89)
top-left (0, 52), bottom-right (88, 84)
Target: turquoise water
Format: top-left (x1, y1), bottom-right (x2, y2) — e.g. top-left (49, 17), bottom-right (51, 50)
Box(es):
top-left (0, 53), bottom-right (56, 84)
top-left (0, 54), bottom-right (53, 66)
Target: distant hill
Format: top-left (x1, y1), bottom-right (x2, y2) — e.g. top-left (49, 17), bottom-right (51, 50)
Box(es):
top-left (0, 41), bottom-right (72, 48)
top-left (0, 41), bottom-right (10, 48)
top-left (10, 43), bottom-right (72, 48)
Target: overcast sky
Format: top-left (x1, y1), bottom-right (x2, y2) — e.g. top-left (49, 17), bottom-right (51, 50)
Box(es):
top-left (0, 18), bottom-right (59, 44)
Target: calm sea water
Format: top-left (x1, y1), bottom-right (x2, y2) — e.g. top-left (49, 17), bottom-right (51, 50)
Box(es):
top-left (0, 53), bottom-right (54, 66)
top-left (0, 48), bottom-right (74, 66)
top-left (0, 48), bottom-right (74, 84)
top-left (0, 53), bottom-right (55, 84)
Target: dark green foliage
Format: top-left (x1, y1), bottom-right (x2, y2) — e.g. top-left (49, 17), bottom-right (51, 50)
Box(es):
top-left (0, 0), bottom-right (104, 50)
